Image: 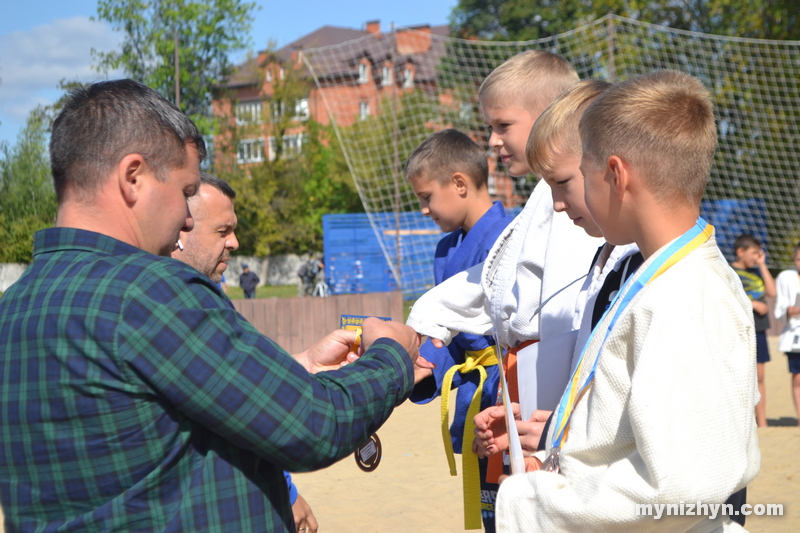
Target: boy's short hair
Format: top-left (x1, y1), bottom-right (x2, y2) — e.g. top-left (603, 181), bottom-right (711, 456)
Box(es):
top-left (580, 69), bottom-right (717, 206)
top-left (526, 79), bottom-right (612, 176)
top-left (404, 128), bottom-right (489, 188)
top-left (733, 234), bottom-right (762, 253)
top-left (478, 50), bottom-right (579, 114)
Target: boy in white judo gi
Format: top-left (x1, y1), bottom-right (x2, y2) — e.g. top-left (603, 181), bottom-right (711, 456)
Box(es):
top-left (406, 51), bottom-right (603, 505)
top-left (496, 70), bottom-right (761, 532)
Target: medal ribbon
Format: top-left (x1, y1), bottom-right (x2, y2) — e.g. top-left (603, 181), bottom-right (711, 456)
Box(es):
top-left (440, 345), bottom-right (498, 530)
top-left (550, 218), bottom-right (713, 451)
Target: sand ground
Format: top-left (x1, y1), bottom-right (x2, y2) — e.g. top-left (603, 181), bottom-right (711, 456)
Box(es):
top-left (1, 339), bottom-right (796, 532)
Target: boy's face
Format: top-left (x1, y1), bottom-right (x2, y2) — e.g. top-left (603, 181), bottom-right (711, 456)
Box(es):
top-left (736, 245), bottom-right (763, 268)
top-left (580, 152), bottom-right (627, 245)
top-left (481, 100), bottom-right (541, 177)
top-left (410, 174), bottom-right (468, 233)
top-left (543, 152), bottom-right (602, 238)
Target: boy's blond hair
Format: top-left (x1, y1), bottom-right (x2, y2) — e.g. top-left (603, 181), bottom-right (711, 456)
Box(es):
top-left (404, 128), bottom-right (489, 188)
top-left (526, 79), bottom-right (612, 176)
top-left (580, 70), bottom-right (717, 205)
top-left (478, 50), bottom-right (579, 113)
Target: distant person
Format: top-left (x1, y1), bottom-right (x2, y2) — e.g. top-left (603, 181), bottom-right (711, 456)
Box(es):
top-left (240, 263), bottom-right (260, 299)
top-left (731, 234), bottom-right (776, 427)
top-left (405, 128), bottom-right (513, 530)
top-left (0, 78), bottom-right (423, 532)
top-left (773, 241), bottom-right (800, 424)
top-left (171, 172), bottom-right (318, 532)
top-left (218, 273), bottom-right (228, 294)
top-left (297, 256), bottom-right (323, 297)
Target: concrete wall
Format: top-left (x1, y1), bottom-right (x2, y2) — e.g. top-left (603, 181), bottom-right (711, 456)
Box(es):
top-left (0, 255), bottom-right (309, 293)
top-left (224, 254), bottom-right (311, 287)
top-left (0, 263), bottom-right (27, 292)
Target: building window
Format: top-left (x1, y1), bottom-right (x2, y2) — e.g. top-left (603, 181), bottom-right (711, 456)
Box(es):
top-left (237, 138), bottom-right (265, 164)
top-left (235, 101), bottom-right (263, 125)
top-left (266, 69), bottom-right (272, 82)
top-left (358, 63), bottom-right (368, 84)
top-left (294, 98), bottom-right (309, 121)
top-left (381, 65), bottom-right (392, 87)
top-left (403, 67), bottom-right (414, 88)
top-left (359, 101), bottom-right (370, 120)
top-left (279, 67), bottom-right (285, 80)
top-left (267, 133), bottom-right (307, 161)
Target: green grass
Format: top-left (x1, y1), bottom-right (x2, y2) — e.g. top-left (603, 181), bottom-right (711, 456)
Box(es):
top-left (225, 285), bottom-right (298, 300)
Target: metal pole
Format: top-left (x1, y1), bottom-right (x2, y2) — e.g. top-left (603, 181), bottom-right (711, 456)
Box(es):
top-left (174, 29), bottom-right (181, 108)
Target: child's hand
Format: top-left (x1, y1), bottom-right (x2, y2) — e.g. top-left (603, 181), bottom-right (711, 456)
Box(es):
top-left (517, 410), bottom-right (552, 453)
top-left (788, 305), bottom-right (800, 318)
top-left (472, 405), bottom-right (511, 458)
top-left (752, 300), bottom-right (769, 315)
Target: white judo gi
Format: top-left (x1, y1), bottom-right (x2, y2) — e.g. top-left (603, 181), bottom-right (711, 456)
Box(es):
top-left (497, 234), bottom-right (761, 532)
top-left (407, 179), bottom-right (603, 348)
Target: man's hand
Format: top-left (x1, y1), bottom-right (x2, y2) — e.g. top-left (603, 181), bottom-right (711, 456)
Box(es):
top-left (293, 329), bottom-right (358, 374)
top-left (292, 493), bottom-right (318, 533)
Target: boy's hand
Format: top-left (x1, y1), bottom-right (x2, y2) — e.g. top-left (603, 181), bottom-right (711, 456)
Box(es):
top-left (752, 300), bottom-right (769, 316)
top-left (473, 406), bottom-right (552, 458)
top-left (788, 305), bottom-right (800, 318)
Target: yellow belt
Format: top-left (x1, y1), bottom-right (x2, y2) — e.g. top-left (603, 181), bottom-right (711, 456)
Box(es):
top-left (440, 346), bottom-right (498, 530)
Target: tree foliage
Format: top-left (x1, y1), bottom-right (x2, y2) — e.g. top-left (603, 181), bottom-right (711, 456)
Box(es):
top-left (450, 0), bottom-right (800, 41)
top-left (93, 0), bottom-right (258, 131)
top-left (0, 108), bottom-right (57, 263)
top-left (212, 56), bottom-right (362, 256)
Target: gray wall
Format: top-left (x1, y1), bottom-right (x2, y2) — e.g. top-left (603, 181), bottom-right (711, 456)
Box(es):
top-left (0, 255), bottom-right (309, 292)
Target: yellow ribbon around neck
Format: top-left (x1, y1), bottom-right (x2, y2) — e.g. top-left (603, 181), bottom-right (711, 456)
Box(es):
top-left (440, 346), bottom-right (499, 530)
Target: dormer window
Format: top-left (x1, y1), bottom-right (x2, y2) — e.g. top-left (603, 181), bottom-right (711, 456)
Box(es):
top-left (403, 67), bottom-right (414, 88)
top-left (381, 65), bottom-right (392, 87)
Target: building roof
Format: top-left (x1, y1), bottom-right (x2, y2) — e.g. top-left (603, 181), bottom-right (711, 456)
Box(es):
top-left (222, 23), bottom-right (450, 89)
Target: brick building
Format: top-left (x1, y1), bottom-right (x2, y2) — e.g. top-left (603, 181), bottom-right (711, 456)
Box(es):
top-left (214, 20), bottom-right (518, 205)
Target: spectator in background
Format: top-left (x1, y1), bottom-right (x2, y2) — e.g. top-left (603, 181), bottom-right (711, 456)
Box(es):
top-left (240, 263), bottom-right (260, 299)
top-left (219, 274), bottom-right (228, 295)
top-left (773, 241), bottom-right (800, 424)
top-left (298, 256), bottom-right (323, 297)
top-left (731, 234), bottom-right (776, 428)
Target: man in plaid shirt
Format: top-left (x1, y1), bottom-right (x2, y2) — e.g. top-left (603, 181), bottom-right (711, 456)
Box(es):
top-left (0, 79), bottom-right (422, 532)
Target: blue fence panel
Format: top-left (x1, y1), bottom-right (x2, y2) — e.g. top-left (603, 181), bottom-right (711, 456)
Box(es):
top-left (700, 198), bottom-right (768, 262)
top-left (324, 208), bottom-right (522, 298)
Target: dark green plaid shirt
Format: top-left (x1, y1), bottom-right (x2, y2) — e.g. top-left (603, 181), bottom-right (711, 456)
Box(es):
top-left (0, 228), bottom-right (413, 532)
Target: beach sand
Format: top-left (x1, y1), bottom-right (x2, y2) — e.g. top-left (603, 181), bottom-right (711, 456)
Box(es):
top-left (1, 339), bottom-right (796, 532)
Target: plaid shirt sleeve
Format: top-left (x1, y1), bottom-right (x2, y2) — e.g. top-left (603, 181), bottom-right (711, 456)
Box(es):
top-left (118, 262), bottom-right (414, 472)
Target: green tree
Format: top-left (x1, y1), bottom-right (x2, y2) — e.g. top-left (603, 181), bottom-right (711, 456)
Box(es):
top-left (214, 55), bottom-right (363, 256)
top-left (0, 107), bottom-right (57, 263)
top-left (450, 0), bottom-right (800, 41)
top-left (93, 0), bottom-right (258, 132)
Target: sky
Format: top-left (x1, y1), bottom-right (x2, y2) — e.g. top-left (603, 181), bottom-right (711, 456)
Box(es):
top-left (0, 0), bottom-right (457, 146)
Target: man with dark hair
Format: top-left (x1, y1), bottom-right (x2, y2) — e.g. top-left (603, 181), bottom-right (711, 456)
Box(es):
top-left (171, 173), bottom-right (319, 533)
top-left (0, 79), bottom-right (422, 532)
top-left (240, 263), bottom-right (260, 298)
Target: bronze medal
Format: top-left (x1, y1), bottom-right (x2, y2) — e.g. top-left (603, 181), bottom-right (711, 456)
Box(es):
top-left (354, 433), bottom-right (382, 472)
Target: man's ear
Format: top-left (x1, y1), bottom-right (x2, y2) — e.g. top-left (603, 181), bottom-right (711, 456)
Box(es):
top-left (606, 155), bottom-right (629, 200)
top-left (117, 153), bottom-right (149, 205)
top-left (452, 172), bottom-right (469, 195)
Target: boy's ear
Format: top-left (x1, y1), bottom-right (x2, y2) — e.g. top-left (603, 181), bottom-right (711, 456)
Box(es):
top-left (452, 172), bottom-right (470, 195)
top-left (606, 155), bottom-right (630, 200)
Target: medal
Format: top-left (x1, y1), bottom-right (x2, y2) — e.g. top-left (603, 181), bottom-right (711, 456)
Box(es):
top-left (354, 433), bottom-right (382, 472)
top-left (541, 447), bottom-right (561, 474)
